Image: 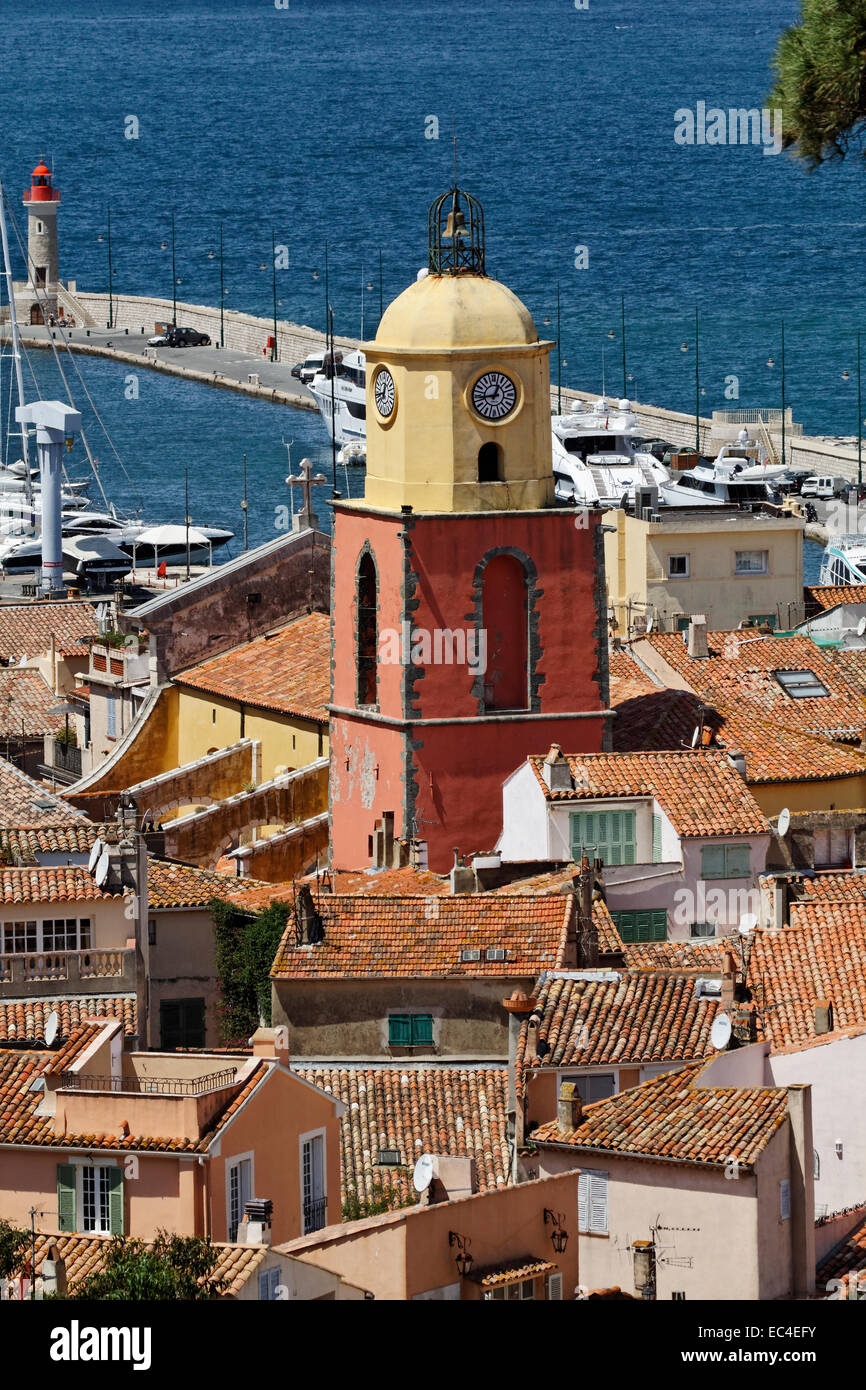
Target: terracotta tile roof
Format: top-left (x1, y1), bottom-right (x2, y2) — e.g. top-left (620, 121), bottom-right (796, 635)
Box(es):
top-left (0, 759), bottom-right (87, 828)
top-left (610, 649), bottom-right (866, 784)
top-left (0, 996), bottom-right (136, 1045)
top-left (174, 612), bottom-right (330, 722)
top-left (531, 1060), bottom-right (790, 1167)
top-left (747, 907), bottom-right (866, 1049)
top-left (0, 823), bottom-right (108, 865)
top-left (518, 972), bottom-right (721, 1078)
top-left (147, 859), bottom-right (281, 911)
top-left (44, 1021), bottom-right (106, 1075)
top-left (816, 1213), bottom-right (866, 1292)
top-left (468, 1255), bottom-right (557, 1287)
top-left (0, 671), bottom-right (65, 738)
top-left (312, 866), bottom-right (450, 896)
top-left (787, 870), bottom-right (866, 905)
top-left (0, 1047), bottom-right (271, 1154)
top-left (0, 600), bottom-right (97, 662)
top-left (22, 1232), bottom-right (267, 1297)
top-left (622, 938), bottom-right (726, 971)
top-left (528, 749), bottom-right (769, 838)
top-left (294, 1063), bottom-right (510, 1203)
top-left (827, 648), bottom-right (866, 696)
top-left (0, 865), bottom-right (119, 903)
top-left (804, 584), bottom-right (866, 614)
top-left (644, 631), bottom-right (866, 740)
top-left (271, 893), bottom-right (573, 980)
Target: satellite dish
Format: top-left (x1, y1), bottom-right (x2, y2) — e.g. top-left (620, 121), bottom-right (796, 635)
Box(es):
top-left (777, 807), bottom-right (791, 837)
top-left (412, 1154), bottom-right (434, 1193)
top-left (94, 850), bottom-right (110, 888)
top-left (691, 726), bottom-right (701, 749)
top-left (858, 616), bottom-right (866, 637)
top-left (710, 1012), bottom-right (732, 1051)
top-left (88, 837), bottom-right (105, 874)
top-left (44, 1010), bottom-right (59, 1047)
top-left (739, 913), bottom-right (758, 936)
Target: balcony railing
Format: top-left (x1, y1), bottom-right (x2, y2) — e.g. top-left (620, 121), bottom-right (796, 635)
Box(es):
top-left (303, 1196), bottom-right (328, 1234)
top-left (0, 948), bottom-right (130, 989)
top-left (60, 1066), bottom-right (237, 1097)
top-left (52, 740), bottom-right (82, 776)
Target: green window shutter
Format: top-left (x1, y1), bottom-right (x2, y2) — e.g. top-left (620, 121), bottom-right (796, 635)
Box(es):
top-left (623, 811), bottom-right (636, 865)
top-left (611, 911), bottom-right (636, 943)
top-left (651, 910), bottom-right (668, 941)
top-left (57, 1164), bottom-right (76, 1233)
top-left (108, 1167), bottom-right (124, 1236)
top-left (389, 1015), bottom-right (412, 1046)
top-left (410, 1014), bottom-right (434, 1046)
top-left (605, 812), bottom-right (620, 865)
top-left (701, 845), bottom-right (726, 879)
top-left (726, 845), bottom-right (751, 879)
top-left (652, 814), bottom-right (662, 864)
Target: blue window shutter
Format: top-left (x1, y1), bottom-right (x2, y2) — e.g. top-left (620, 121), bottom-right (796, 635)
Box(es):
top-left (701, 844), bottom-right (725, 879)
top-left (726, 845), bottom-right (751, 879)
top-left (410, 1014), bottom-right (434, 1046)
top-left (57, 1164), bottom-right (76, 1233)
top-left (108, 1166), bottom-right (124, 1235)
top-left (389, 1015), bottom-right (412, 1046)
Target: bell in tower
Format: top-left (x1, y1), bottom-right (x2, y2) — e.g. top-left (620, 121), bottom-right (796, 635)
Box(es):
top-left (429, 184), bottom-right (485, 276)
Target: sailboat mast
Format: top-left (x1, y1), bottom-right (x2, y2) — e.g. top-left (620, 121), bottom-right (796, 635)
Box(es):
top-left (0, 181), bottom-right (32, 500)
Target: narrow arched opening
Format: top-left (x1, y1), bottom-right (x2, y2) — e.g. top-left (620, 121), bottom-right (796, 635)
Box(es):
top-left (478, 441), bottom-right (502, 483)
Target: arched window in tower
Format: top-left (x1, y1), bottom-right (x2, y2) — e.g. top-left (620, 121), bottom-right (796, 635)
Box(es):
top-left (481, 554), bottom-right (529, 710)
top-left (478, 441), bottom-right (502, 483)
top-left (356, 550), bottom-right (379, 707)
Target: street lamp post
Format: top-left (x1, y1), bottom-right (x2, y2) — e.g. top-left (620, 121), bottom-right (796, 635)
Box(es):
top-left (621, 293), bottom-right (627, 398)
top-left (694, 305), bottom-right (700, 456)
top-left (219, 222), bottom-right (225, 349)
top-left (781, 319), bottom-right (786, 470)
top-left (170, 211), bottom-right (177, 327)
top-left (556, 279), bottom-right (562, 414)
top-left (858, 330), bottom-right (862, 492)
top-left (271, 229), bottom-right (278, 363)
top-left (107, 205), bottom-right (114, 330)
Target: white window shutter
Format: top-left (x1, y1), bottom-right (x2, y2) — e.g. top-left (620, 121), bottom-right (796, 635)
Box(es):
top-left (546, 1272), bottom-right (563, 1301)
top-left (590, 1173), bottom-right (609, 1234)
top-left (578, 1173), bottom-right (589, 1233)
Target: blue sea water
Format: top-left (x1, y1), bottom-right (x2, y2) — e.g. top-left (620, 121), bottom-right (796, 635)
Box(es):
top-left (0, 0), bottom-right (858, 574)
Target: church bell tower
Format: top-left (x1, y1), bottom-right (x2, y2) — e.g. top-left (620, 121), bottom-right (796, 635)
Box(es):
top-left (329, 182), bottom-right (611, 872)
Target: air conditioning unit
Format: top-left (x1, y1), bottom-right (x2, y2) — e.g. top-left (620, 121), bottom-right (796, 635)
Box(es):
top-left (460, 948), bottom-right (482, 962)
top-left (634, 485), bottom-right (659, 517)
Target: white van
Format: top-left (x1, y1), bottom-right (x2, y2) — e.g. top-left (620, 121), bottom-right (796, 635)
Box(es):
top-left (800, 476), bottom-right (834, 500)
top-left (298, 351), bottom-right (325, 385)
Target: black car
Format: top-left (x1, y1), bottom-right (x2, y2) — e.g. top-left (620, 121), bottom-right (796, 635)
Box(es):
top-left (166, 327), bottom-right (211, 347)
top-left (291, 363), bottom-right (304, 380)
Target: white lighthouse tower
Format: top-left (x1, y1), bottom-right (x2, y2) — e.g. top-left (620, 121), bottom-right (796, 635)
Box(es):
top-left (22, 158), bottom-right (60, 323)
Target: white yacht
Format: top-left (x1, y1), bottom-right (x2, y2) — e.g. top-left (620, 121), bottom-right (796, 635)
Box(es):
top-left (660, 430), bottom-right (788, 508)
top-left (551, 398), bottom-right (670, 507)
top-left (308, 349), bottom-right (367, 446)
top-left (819, 535), bottom-right (866, 587)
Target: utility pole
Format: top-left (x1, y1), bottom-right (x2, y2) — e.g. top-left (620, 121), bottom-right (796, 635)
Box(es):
top-left (219, 222), bottom-right (225, 349)
top-left (271, 229), bottom-right (278, 363)
top-left (107, 205), bottom-right (114, 330)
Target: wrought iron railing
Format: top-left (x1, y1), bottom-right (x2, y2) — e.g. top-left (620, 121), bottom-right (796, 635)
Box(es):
top-left (303, 1196), bottom-right (327, 1234)
top-left (52, 740), bottom-right (82, 775)
top-left (60, 1067), bottom-right (237, 1096)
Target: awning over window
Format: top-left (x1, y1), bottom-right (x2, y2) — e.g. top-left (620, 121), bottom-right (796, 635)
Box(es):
top-left (467, 1256), bottom-right (557, 1288)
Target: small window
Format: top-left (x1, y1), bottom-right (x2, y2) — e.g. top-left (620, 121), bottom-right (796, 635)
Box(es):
top-left (668, 554), bottom-right (689, 578)
top-left (814, 827), bottom-right (851, 868)
top-left (780, 1178), bottom-right (791, 1221)
top-left (773, 669), bottom-right (829, 699)
top-left (692, 921), bottom-right (717, 939)
top-left (676, 616), bottom-right (690, 632)
top-left (160, 998), bottom-right (205, 1051)
top-left (478, 442), bottom-right (502, 482)
top-left (814, 1149), bottom-right (820, 1181)
top-left (258, 1267), bottom-right (282, 1301)
top-left (734, 550), bottom-right (768, 575)
top-left (562, 1072), bottom-right (616, 1103)
top-left (700, 843), bottom-right (751, 879)
top-left (148, 918), bottom-right (157, 946)
top-left (388, 1013), bottom-right (434, 1047)
top-left (571, 810), bottom-right (636, 867)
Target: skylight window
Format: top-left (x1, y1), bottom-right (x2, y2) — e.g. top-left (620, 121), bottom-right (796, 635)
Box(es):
top-left (773, 669), bottom-right (830, 699)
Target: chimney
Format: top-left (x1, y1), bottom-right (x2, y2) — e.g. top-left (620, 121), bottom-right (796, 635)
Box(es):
top-left (687, 615), bottom-right (708, 660)
top-left (503, 990), bottom-right (537, 1169)
top-left (542, 744), bottom-right (573, 792)
top-left (237, 1197), bottom-right (273, 1246)
top-left (727, 750), bottom-right (747, 780)
top-left (814, 1000), bottom-right (834, 1036)
top-left (41, 1245), bottom-right (67, 1299)
top-left (295, 885), bottom-right (324, 944)
top-left (557, 1080), bottom-right (582, 1135)
top-left (251, 1025), bottom-right (290, 1066)
top-left (450, 848), bottom-right (476, 894)
top-left (578, 858), bottom-right (597, 968)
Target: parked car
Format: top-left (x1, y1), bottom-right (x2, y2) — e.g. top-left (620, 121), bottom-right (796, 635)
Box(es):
top-left (800, 476), bottom-right (835, 500)
top-left (291, 363), bottom-right (304, 379)
top-left (147, 326), bottom-right (211, 348)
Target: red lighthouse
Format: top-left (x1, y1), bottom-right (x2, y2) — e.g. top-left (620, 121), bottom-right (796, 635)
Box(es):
top-left (328, 186), bottom-right (611, 872)
top-left (22, 158), bottom-right (61, 321)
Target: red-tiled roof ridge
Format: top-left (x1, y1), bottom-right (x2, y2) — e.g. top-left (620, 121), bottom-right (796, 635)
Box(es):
top-left (0, 599), bottom-right (98, 662)
top-left (173, 611), bottom-right (330, 722)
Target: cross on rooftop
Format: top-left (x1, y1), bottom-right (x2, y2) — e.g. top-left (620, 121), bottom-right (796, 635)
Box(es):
top-left (286, 457), bottom-right (328, 532)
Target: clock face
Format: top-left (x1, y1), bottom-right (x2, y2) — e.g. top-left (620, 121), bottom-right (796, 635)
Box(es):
top-left (374, 367), bottom-right (396, 419)
top-left (471, 371), bottom-right (518, 421)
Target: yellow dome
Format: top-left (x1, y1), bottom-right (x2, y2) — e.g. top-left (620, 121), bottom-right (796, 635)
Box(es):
top-left (373, 272), bottom-right (539, 351)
